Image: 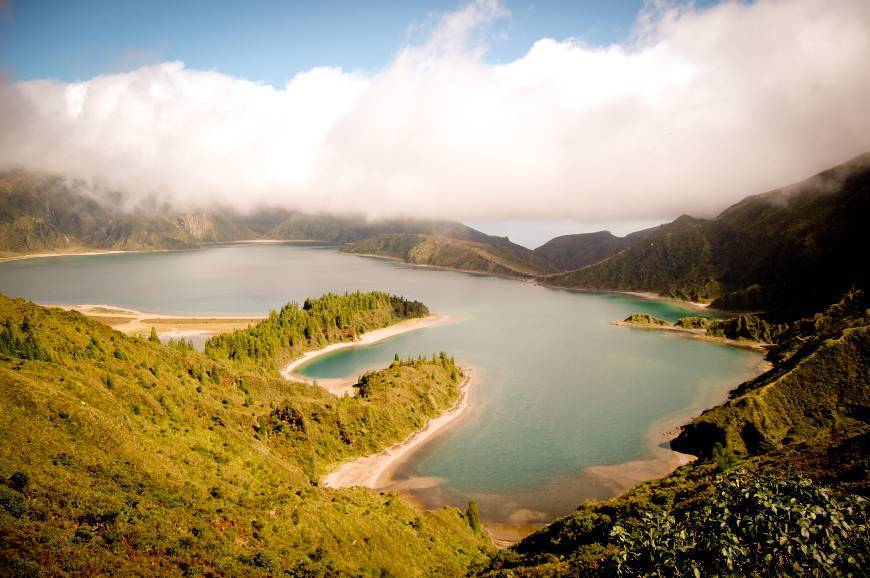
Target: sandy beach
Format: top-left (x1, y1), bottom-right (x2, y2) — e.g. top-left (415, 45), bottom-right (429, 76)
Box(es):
top-left (322, 368), bottom-right (473, 489)
top-left (43, 303), bottom-right (264, 337)
top-left (0, 248), bottom-right (157, 263)
top-left (620, 290), bottom-right (712, 310)
top-left (280, 314), bottom-right (451, 396)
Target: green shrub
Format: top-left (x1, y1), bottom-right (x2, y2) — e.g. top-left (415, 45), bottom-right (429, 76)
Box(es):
top-left (611, 469), bottom-right (868, 576)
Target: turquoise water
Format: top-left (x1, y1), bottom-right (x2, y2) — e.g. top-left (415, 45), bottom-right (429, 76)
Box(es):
top-left (0, 244), bottom-right (759, 522)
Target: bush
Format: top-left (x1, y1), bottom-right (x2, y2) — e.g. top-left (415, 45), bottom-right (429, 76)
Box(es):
top-left (611, 469), bottom-right (868, 576)
top-left (8, 471), bottom-right (29, 492)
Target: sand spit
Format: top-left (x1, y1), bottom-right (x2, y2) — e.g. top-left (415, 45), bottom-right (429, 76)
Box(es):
top-left (322, 369), bottom-right (473, 489)
top-left (42, 303), bottom-right (264, 337)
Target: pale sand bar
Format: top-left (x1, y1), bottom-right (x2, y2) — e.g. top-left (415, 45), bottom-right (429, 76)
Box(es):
top-left (43, 303), bottom-right (264, 336)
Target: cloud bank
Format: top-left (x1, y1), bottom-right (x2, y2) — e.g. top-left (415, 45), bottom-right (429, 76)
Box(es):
top-left (1, 0), bottom-right (869, 221)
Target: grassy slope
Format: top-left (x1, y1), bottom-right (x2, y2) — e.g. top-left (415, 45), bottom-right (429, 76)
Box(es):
top-left (540, 152), bottom-right (870, 317)
top-left (342, 233), bottom-right (558, 278)
top-left (0, 295), bottom-right (489, 576)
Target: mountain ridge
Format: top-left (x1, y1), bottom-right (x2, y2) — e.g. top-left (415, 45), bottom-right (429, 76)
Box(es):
top-left (539, 152), bottom-right (870, 319)
top-left (533, 227), bottom-right (657, 271)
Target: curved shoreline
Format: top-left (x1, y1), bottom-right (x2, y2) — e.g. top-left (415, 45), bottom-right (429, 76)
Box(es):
top-left (280, 314), bottom-right (452, 396)
top-left (585, 353), bottom-right (767, 493)
top-left (322, 368), bottom-right (473, 489)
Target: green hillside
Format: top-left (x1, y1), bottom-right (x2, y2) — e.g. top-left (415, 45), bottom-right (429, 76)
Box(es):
top-left (341, 233), bottom-right (558, 278)
top-left (0, 294), bottom-right (490, 576)
top-left (533, 228), bottom-right (656, 271)
top-left (541, 152), bottom-right (870, 318)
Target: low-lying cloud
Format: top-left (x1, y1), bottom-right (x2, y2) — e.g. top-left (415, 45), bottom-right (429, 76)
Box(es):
top-left (1, 0), bottom-right (869, 222)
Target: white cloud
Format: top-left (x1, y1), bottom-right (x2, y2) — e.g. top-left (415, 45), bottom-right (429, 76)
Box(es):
top-left (1, 0), bottom-right (869, 221)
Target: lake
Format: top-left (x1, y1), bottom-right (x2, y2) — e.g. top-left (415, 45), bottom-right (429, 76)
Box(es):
top-left (0, 243), bottom-right (761, 524)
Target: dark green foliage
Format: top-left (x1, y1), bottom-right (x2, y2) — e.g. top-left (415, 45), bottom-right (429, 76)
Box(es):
top-left (611, 470), bottom-right (868, 577)
top-left (0, 316), bottom-right (52, 361)
top-left (543, 215), bottom-right (722, 302)
top-left (707, 314), bottom-right (786, 343)
top-left (768, 287), bottom-right (868, 364)
top-left (204, 291), bottom-right (428, 369)
top-left (7, 471), bottom-right (29, 492)
top-left (466, 501), bottom-right (482, 533)
top-left (542, 152), bottom-right (870, 319)
top-left (674, 316), bottom-right (710, 329)
top-left (710, 443), bottom-right (738, 472)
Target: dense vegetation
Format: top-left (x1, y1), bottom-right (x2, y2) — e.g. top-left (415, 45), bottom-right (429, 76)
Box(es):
top-left (542, 152), bottom-right (870, 319)
top-left (342, 233), bottom-right (557, 278)
top-left (482, 289), bottom-right (869, 576)
top-left (533, 228), bottom-right (655, 271)
top-left (204, 291), bottom-right (428, 371)
top-left (0, 294), bottom-right (490, 576)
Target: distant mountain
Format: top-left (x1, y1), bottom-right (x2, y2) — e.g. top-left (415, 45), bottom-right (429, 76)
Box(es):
top-left (0, 170), bottom-right (498, 255)
top-left (268, 212), bottom-right (495, 245)
top-left (540, 152), bottom-right (870, 319)
top-left (533, 227), bottom-right (656, 271)
top-left (342, 233), bottom-right (558, 278)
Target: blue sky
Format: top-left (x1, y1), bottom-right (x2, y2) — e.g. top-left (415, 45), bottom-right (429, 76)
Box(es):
top-left (1, 0), bottom-right (700, 86)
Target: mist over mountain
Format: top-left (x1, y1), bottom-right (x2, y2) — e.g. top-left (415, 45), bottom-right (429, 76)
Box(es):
top-left (2, 0), bottom-right (869, 223)
top-left (0, 170), bottom-right (499, 254)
